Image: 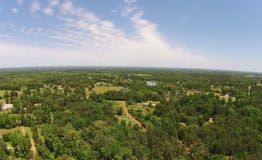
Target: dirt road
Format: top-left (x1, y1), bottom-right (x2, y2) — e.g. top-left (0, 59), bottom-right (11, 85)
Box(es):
top-left (120, 101), bottom-right (146, 131)
top-left (20, 126), bottom-right (37, 160)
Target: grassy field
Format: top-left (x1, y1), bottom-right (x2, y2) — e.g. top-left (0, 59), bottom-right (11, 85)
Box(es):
top-left (0, 90), bottom-right (6, 97)
top-left (93, 86), bottom-right (123, 94)
top-left (86, 83), bottom-right (124, 95)
top-left (128, 103), bottom-right (154, 117)
top-left (37, 126), bottom-right (45, 143)
top-left (24, 127), bottom-right (33, 137)
top-left (214, 93), bottom-right (236, 102)
top-left (0, 110), bottom-right (12, 115)
top-left (136, 73), bottom-right (152, 77)
top-left (0, 99), bottom-right (5, 104)
top-left (112, 101), bottom-right (138, 127)
top-left (0, 127), bottom-right (21, 138)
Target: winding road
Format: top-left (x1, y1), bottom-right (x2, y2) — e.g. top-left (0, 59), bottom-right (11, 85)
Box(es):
top-left (20, 126), bottom-right (37, 160)
top-left (120, 101), bottom-right (146, 131)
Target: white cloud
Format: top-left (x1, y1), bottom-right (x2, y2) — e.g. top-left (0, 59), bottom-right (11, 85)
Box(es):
top-left (43, 0), bottom-right (60, 16)
top-left (30, 0), bottom-right (41, 15)
top-left (61, 0), bottom-right (74, 14)
top-left (50, 0), bottom-right (60, 7)
top-left (0, 0), bottom-right (214, 70)
top-left (37, 27), bottom-right (43, 33)
top-left (0, 34), bottom-right (12, 39)
top-left (124, 0), bottom-right (136, 4)
top-left (11, 8), bottom-right (19, 14)
top-left (19, 26), bottom-right (26, 33)
top-left (43, 7), bottom-right (54, 15)
top-left (0, 23), bottom-right (43, 35)
top-left (120, 0), bottom-right (138, 16)
top-left (121, 6), bottom-right (137, 16)
top-left (16, 0), bottom-right (24, 5)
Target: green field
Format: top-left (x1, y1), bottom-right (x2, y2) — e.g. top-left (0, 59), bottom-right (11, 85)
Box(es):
top-left (0, 90), bottom-right (6, 97)
top-left (0, 127), bottom-right (20, 138)
top-left (93, 86), bottom-right (123, 94)
top-left (86, 83), bottom-right (124, 95)
top-left (128, 103), bottom-right (154, 117)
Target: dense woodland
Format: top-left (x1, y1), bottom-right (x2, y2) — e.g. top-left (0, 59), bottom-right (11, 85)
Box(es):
top-left (0, 68), bottom-right (261, 160)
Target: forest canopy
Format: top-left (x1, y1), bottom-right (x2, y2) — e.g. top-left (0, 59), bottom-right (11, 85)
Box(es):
top-left (0, 68), bottom-right (261, 159)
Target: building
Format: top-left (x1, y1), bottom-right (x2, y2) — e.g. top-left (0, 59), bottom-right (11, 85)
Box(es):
top-left (1, 104), bottom-right (13, 111)
top-left (146, 81), bottom-right (158, 86)
top-left (121, 88), bottom-right (129, 93)
top-left (175, 90), bottom-right (181, 95)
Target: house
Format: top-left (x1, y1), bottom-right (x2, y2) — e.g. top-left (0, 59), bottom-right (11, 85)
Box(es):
top-left (121, 88), bottom-right (129, 93)
top-left (193, 90), bottom-right (201, 94)
top-left (142, 102), bottom-right (149, 106)
top-left (146, 81), bottom-right (158, 86)
top-left (1, 104), bottom-right (13, 111)
top-left (175, 90), bottom-right (181, 95)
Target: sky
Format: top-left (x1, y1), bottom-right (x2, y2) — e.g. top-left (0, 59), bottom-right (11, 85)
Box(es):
top-left (0, 0), bottom-right (261, 72)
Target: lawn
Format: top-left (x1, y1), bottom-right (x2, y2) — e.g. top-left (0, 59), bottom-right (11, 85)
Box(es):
top-left (0, 90), bottom-right (6, 97)
top-left (93, 86), bottom-right (123, 94)
top-left (85, 83), bottom-right (124, 97)
top-left (0, 110), bottom-right (12, 115)
top-left (0, 127), bottom-right (21, 138)
top-left (127, 103), bottom-right (154, 117)
top-left (112, 101), bottom-right (137, 126)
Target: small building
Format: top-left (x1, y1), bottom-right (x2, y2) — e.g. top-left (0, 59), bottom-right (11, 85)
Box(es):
top-left (193, 90), bottom-right (201, 94)
top-left (1, 104), bottom-right (13, 111)
top-left (142, 102), bottom-right (149, 106)
top-left (175, 90), bottom-right (181, 95)
top-left (146, 81), bottom-right (158, 86)
top-left (34, 103), bottom-right (41, 107)
top-left (121, 88), bottom-right (129, 93)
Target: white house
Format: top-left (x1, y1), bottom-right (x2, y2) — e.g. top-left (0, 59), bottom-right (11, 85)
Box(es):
top-left (1, 104), bottom-right (13, 111)
top-left (146, 81), bottom-right (158, 86)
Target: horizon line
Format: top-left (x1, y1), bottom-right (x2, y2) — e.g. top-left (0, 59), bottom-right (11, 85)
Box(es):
top-left (0, 65), bottom-right (261, 74)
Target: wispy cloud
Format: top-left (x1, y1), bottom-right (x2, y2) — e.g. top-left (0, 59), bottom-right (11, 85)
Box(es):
top-left (16, 0), bottom-right (24, 6)
top-left (0, 34), bottom-right (12, 39)
top-left (50, 0), bottom-right (60, 7)
top-left (120, 0), bottom-right (138, 16)
top-left (30, 0), bottom-right (41, 15)
top-left (0, 0), bottom-right (208, 69)
top-left (121, 6), bottom-right (137, 16)
top-left (11, 8), bottom-right (19, 14)
top-left (43, 0), bottom-right (60, 16)
top-left (124, 0), bottom-right (136, 4)
top-left (43, 7), bottom-right (54, 15)
top-left (0, 22), bottom-right (43, 35)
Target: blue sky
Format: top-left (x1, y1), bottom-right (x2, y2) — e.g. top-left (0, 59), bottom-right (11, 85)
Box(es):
top-left (0, 0), bottom-right (261, 72)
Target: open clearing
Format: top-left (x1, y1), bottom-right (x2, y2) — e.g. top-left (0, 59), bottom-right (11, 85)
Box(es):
top-left (121, 101), bottom-right (146, 131)
top-left (86, 83), bottom-right (124, 96)
top-left (93, 86), bottom-right (123, 94)
top-left (127, 102), bottom-right (158, 117)
top-left (20, 126), bottom-right (37, 160)
top-left (0, 90), bottom-right (9, 97)
top-left (113, 101), bottom-right (146, 131)
top-left (0, 127), bottom-right (20, 138)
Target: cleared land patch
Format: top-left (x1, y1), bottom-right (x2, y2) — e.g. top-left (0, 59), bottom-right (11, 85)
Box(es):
top-left (0, 127), bottom-right (20, 138)
top-left (93, 86), bottom-right (123, 94)
top-left (86, 83), bottom-right (124, 95)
